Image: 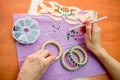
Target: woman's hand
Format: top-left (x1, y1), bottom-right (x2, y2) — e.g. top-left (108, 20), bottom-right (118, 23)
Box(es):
top-left (17, 49), bottom-right (55, 80)
top-left (84, 22), bottom-right (120, 80)
top-left (85, 22), bottom-right (103, 54)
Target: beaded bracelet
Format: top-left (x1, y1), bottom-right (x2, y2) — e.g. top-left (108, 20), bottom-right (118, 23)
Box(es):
top-left (69, 46), bottom-right (88, 67)
top-left (41, 40), bottom-right (62, 60)
top-left (61, 50), bottom-right (82, 71)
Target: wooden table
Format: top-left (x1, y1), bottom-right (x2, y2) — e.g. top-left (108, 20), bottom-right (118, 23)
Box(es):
top-left (0, 0), bottom-right (120, 80)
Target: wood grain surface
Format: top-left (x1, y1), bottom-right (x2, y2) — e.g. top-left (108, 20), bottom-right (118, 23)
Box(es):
top-left (0, 0), bottom-right (120, 80)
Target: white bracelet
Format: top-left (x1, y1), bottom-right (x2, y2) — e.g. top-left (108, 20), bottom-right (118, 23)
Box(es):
top-left (41, 40), bottom-right (62, 60)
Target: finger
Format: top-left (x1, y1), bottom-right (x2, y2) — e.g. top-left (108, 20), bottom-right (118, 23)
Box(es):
top-left (86, 23), bottom-right (92, 40)
top-left (92, 22), bottom-right (98, 32)
top-left (35, 49), bottom-right (44, 55)
top-left (41, 50), bottom-right (53, 58)
top-left (30, 49), bottom-right (44, 60)
top-left (79, 26), bottom-right (86, 34)
top-left (85, 33), bottom-right (90, 43)
top-left (91, 22), bottom-right (101, 40)
top-left (27, 50), bottom-right (41, 59)
top-left (80, 19), bottom-right (91, 34)
top-left (91, 22), bottom-right (99, 35)
top-left (44, 56), bottom-right (55, 65)
top-left (27, 52), bottom-right (40, 62)
top-left (82, 18), bottom-right (91, 24)
top-left (85, 33), bottom-right (89, 40)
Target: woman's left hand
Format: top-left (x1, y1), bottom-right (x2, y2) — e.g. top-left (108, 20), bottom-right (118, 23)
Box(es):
top-left (17, 49), bottom-right (55, 80)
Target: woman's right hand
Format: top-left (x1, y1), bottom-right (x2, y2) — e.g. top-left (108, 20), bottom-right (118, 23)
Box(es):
top-left (85, 22), bottom-right (103, 54)
top-left (85, 22), bottom-right (120, 80)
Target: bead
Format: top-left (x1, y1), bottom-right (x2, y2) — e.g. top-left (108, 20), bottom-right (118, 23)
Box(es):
top-left (78, 64), bottom-right (81, 67)
top-left (70, 58), bottom-right (73, 61)
top-left (73, 61), bottom-right (75, 63)
top-left (69, 55), bottom-right (71, 57)
top-left (75, 63), bottom-right (77, 66)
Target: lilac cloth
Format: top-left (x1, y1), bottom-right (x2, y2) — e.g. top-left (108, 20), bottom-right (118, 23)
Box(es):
top-left (13, 14), bottom-right (106, 80)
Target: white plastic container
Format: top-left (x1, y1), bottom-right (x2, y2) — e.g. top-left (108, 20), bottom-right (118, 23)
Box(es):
top-left (12, 17), bottom-right (40, 44)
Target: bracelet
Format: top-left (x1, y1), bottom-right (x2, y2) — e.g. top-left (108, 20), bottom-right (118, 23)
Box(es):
top-left (69, 46), bottom-right (88, 67)
top-left (61, 50), bottom-right (82, 71)
top-left (41, 40), bottom-right (62, 60)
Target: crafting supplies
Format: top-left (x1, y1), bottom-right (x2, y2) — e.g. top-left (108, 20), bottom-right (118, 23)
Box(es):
top-left (15, 0), bottom-right (107, 79)
top-left (69, 46), bottom-right (88, 67)
top-left (12, 17), bottom-right (40, 44)
top-left (61, 50), bottom-right (82, 71)
top-left (65, 29), bottom-right (80, 40)
top-left (41, 40), bottom-right (62, 60)
top-left (15, 14), bottom-right (106, 80)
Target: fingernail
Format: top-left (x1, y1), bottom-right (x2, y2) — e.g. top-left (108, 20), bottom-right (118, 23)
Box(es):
top-left (79, 27), bottom-right (86, 33)
top-left (83, 19), bottom-right (91, 25)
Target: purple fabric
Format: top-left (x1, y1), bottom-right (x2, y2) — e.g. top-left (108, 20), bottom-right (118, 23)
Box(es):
top-left (13, 14), bottom-right (106, 80)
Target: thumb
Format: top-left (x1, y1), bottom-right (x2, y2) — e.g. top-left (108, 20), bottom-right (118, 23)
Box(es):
top-left (85, 33), bottom-right (90, 42)
top-left (86, 23), bottom-right (92, 40)
top-left (45, 56), bottom-right (55, 65)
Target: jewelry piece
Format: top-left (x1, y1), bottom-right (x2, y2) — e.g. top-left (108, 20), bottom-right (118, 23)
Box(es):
top-left (69, 46), bottom-right (88, 66)
top-left (61, 50), bottom-right (82, 71)
top-left (12, 17), bottom-right (40, 44)
top-left (41, 40), bottom-right (62, 60)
